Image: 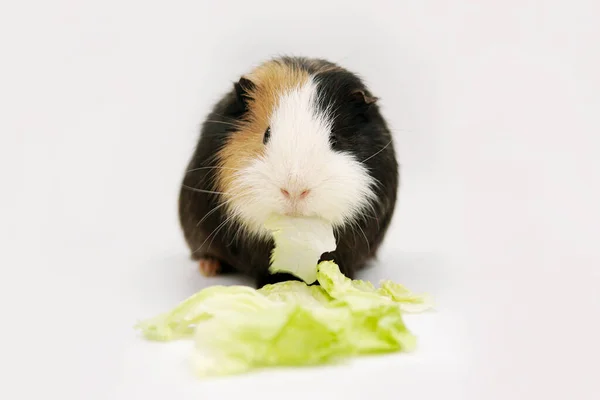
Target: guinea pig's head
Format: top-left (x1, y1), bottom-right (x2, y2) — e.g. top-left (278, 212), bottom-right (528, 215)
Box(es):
top-left (217, 59), bottom-right (386, 238)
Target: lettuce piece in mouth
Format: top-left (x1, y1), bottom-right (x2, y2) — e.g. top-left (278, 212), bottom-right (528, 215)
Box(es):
top-left (135, 261), bottom-right (433, 378)
top-left (264, 214), bottom-right (337, 284)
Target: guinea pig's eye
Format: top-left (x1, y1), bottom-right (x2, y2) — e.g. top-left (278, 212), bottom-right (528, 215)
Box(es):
top-left (263, 127), bottom-right (271, 145)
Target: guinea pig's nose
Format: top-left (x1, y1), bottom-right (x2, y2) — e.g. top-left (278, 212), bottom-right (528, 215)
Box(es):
top-left (280, 188), bottom-right (311, 200)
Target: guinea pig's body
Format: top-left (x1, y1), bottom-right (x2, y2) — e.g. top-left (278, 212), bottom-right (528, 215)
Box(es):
top-left (178, 56), bottom-right (398, 287)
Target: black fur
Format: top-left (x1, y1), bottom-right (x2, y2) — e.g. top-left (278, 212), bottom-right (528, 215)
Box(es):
top-left (178, 57), bottom-right (399, 288)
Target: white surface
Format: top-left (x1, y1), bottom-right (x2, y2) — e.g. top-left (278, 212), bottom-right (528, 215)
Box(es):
top-left (1, 1), bottom-right (599, 399)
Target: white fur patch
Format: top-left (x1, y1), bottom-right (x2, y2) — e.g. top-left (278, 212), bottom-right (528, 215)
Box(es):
top-left (228, 78), bottom-right (376, 238)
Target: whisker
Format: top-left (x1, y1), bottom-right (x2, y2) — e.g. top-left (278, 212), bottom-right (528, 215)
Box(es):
top-left (348, 223), bottom-right (361, 256)
top-left (227, 223), bottom-right (245, 247)
top-left (186, 166), bottom-right (241, 174)
top-left (204, 120), bottom-right (242, 128)
top-left (195, 201), bottom-right (228, 227)
top-left (193, 214), bottom-right (236, 255)
top-left (331, 122), bottom-right (365, 135)
top-left (195, 191), bottom-right (251, 227)
top-left (181, 184), bottom-right (225, 195)
top-left (362, 140), bottom-right (392, 163)
top-left (368, 203), bottom-right (380, 229)
top-left (347, 222), bottom-right (358, 248)
top-left (356, 221), bottom-right (371, 252)
top-left (206, 214), bottom-right (237, 254)
top-left (389, 127), bottom-right (416, 133)
top-left (211, 113), bottom-right (241, 122)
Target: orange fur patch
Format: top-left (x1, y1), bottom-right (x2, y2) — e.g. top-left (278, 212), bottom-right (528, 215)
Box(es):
top-left (217, 61), bottom-right (310, 196)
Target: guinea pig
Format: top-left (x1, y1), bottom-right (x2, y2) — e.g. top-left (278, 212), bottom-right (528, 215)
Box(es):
top-left (178, 56), bottom-right (399, 288)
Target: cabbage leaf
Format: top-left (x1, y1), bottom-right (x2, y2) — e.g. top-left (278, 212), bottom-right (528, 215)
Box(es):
top-left (135, 261), bottom-right (432, 377)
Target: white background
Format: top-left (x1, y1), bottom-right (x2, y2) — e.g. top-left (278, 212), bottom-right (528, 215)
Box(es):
top-left (1, 0), bottom-right (599, 399)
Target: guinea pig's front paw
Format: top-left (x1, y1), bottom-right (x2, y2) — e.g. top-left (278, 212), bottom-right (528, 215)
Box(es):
top-left (198, 257), bottom-right (221, 277)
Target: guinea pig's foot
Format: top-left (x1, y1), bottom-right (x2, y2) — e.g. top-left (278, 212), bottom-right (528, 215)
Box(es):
top-left (198, 258), bottom-right (221, 277)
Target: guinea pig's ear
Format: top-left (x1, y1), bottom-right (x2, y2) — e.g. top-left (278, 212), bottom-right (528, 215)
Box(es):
top-left (233, 77), bottom-right (256, 110)
top-left (349, 89), bottom-right (378, 106)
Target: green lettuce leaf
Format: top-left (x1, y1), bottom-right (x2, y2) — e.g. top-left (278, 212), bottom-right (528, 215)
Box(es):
top-left (264, 215), bottom-right (337, 284)
top-left (135, 285), bottom-right (273, 341)
top-left (135, 261), bottom-right (432, 378)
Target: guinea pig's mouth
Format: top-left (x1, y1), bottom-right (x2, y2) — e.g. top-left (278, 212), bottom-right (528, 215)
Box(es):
top-left (272, 211), bottom-right (327, 222)
top-left (279, 205), bottom-right (321, 220)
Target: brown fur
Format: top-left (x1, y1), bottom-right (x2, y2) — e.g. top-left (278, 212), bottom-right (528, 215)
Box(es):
top-left (216, 61), bottom-right (310, 198)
